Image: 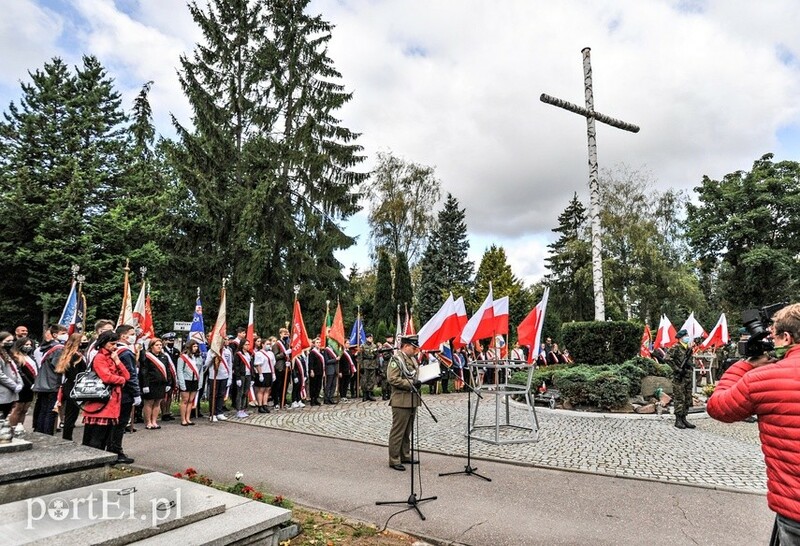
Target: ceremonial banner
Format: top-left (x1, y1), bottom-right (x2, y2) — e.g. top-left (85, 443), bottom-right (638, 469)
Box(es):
top-left (190, 293), bottom-right (208, 354)
top-left (246, 299), bottom-right (255, 353)
top-left (117, 264), bottom-right (134, 327)
top-left (640, 324), bottom-right (652, 358)
top-left (327, 301), bottom-right (346, 355)
top-left (59, 280), bottom-right (78, 329)
top-left (348, 314), bottom-right (366, 346)
top-left (209, 288), bottom-right (227, 359)
top-left (291, 300), bottom-right (311, 356)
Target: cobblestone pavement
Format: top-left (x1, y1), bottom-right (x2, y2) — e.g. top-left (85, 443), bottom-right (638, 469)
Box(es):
top-left (232, 393), bottom-right (766, 493)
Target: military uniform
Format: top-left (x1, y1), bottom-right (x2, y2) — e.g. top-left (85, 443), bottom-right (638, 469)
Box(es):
top-left (379, 341), bottom-right (394, 400)
top-left (360, 340), bottom-right (378, 401)
top-left (387, 348), bottom-right (419, 467)
top-left (667, 338), bottom-right (695, 429)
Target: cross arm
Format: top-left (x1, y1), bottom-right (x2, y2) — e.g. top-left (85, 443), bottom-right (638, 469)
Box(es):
top-left (540, 93), bottom-right (640, 133)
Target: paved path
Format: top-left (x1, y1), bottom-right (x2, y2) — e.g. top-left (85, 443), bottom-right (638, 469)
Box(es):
top-left (232, 394), bottom-right (766, 493)
top-left (117, 393), bottom-right (775, 545)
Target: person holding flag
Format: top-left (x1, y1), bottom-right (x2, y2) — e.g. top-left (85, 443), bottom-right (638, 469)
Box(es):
top-left (360, 333), bottom-right (378, 401)
top-left (271, 328), bottom-right (292, 409)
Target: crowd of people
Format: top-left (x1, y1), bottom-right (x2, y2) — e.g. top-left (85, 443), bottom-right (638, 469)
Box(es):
top-left (0, 318), bottom-right (557, 465)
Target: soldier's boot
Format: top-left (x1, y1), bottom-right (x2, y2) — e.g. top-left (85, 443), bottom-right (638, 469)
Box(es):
top-left (674, 416), bottom-right (687, 429)
top-left (681, 416), bottom-right (696, 429)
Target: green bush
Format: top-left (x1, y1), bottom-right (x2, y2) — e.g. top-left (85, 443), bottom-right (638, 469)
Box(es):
top-left (561, 321), bottom-right (641, 365)
top-left (549, 364), bottom-right (630, 410)
top-left (613, 361), bottom-right (646, 396)
top-left (623, 355), bottom-right (670, 378)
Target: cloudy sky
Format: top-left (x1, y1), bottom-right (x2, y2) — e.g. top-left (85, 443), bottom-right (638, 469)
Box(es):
top-left (2, 0), bottom-right (799, 285)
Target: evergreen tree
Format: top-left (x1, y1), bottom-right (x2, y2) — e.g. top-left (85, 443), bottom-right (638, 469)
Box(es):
top-left (373, 249), bottom-right (394, 329)
top-left (544, 193), bottom-right (593, 323)
top-left (0, 56), bottom-right (130, 330)
top-left (417, 239), bottom-right (445, 324)
top-left (471, 245), bottom-right (532, 331)
top-left (435, 193), bottom-right (473, 298)
top-left (172, 0), bottom-right (364, 332)
top-left (392, 251), bottom-right (413, 326)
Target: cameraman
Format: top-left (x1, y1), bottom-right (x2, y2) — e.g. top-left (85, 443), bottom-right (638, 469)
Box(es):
top-left (707, 303), bottom-right (800, 544)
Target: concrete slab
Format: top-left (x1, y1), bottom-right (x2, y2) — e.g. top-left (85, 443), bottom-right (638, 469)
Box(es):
top-left (0, 432), bottom-right (117, 504)
top-left (0, 438), bottom-right (32, 454)
top-left (0, 473), bottom-right (225, 545)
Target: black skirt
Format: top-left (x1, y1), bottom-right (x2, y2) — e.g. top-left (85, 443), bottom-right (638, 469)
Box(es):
top-left (253, 374), bottom-right (272, 388)
top-left (181, 380), bottom-right (199, 393)
top-left (142, 383), bottom-right (167, 400)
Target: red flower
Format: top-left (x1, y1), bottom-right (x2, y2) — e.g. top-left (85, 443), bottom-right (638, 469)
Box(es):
top-left (173, 473), bottom-right (183, 479)
top-left (185, 467), bottom-right (197, 477)
top-left (242, 486), bottom-right (254, 494)
top-left (253, 492), bottom-right (264, 500)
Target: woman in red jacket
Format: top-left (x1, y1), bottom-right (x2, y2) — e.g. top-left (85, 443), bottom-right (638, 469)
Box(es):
top-left (707, 303), bottom-right (800, 544)
top-left (81, 331), bottom-right (130, 450)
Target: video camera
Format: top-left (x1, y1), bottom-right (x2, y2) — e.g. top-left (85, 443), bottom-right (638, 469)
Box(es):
top-left (739, 302), bottom-right (788, 357)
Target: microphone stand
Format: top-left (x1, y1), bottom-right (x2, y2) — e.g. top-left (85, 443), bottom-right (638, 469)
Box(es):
top-left (376, 377), bottom-right (438, 520)
top-left (438, 343), bottom-right (491, 482)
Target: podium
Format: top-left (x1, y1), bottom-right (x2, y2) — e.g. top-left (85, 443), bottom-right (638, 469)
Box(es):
top-left (468, 359), bottom-right (539, 444)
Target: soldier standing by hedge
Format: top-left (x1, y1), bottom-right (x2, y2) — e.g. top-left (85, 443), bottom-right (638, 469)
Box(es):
top-left (668, 328), bottom-right (696, 430)
top-left (360, 333), bottom-right (378, 401)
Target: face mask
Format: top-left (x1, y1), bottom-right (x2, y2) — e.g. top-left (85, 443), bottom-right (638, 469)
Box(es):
top-left (774, 344), bottom-right (793, 359)
top-left (681, 336), bottom-right (690, 344)
top-left (126, 334), bottom-right (136, 344)
top-left (2, 342), bottom-right (13, 350)
top-left (57, 334), bottom-right (68, 342)
top-left (21, 346), bottom-right (33, 354)
top-left (79, 342), bottom-right (89, 351)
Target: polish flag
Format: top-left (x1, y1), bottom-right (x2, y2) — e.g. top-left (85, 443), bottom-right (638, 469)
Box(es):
top-left (460, 285), bottom-right (495, 345)
top-left (679, 312), bottom-right (707, 341)
top-left (246, 299), bottom-right (255, 354)
top-left (517, 288), bottom-right (549, 364)
top-left (492, 296), bottom-right (509, 335)
top-left (132, 282), bottom-right (147, 330)
top-left (700, 313), bottom-right (729, 350)
top-left (418, 294), bottom-right (456, 351)
top-left (450, 297), bottom-right (469, 349)
top-left (653, 315), bottom-right (677, 349)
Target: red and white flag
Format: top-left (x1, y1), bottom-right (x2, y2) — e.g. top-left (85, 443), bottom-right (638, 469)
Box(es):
top-left (132, 282), bottom-right (146, 329)
top-left (653, 314), bottom-right (677, 349)
top-left (141, 291), bottom-right (155, 342)
top-left (418, 294), bottom-right (456, 351)
top-left (700, 313), bottom-right (729, 350)
top-left (117, 265), bottom-right (134, 327)
top-left (246, 299), bottom-right (255, 354)
top-left (517, 288), bottom-right (549, 364)
top-left (460, 284), bottom-right (495, 346)
top-left (679, 312), bottom-right (707, 341)
top-left (492, 296), bottom-right (509, 335)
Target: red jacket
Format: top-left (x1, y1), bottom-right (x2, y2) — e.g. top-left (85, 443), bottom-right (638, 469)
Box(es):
top-left (707, 345), bottom-right (800, 521)
top-left (82, 348), bottom-right (130, 422)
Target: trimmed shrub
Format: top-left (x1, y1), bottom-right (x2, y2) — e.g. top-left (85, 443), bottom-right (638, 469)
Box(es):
top-left (561, 321), bottom-right (641, 365)
top-left (624, 355), bottom-right (671, 378)
top-left (549, 364), bottom-right (631, 410)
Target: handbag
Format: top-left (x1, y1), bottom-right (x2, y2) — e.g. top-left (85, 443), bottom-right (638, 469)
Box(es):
top-left (70, 364), bottom-right (111, 403)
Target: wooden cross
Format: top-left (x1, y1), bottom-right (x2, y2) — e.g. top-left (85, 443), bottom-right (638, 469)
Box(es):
top-left (541, 47), bottom-right (640, 322)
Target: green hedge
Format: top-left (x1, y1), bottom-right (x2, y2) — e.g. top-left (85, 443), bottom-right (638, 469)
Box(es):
top-left (509, 356), bottom-right (671, 410)
top-left (562, 321), bottom-right (641, 365)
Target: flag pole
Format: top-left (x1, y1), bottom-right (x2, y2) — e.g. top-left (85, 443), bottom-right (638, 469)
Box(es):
top-left (356, 305), bottom-right (361, 395)
top-left (210, 277), bottom-right (226, 422)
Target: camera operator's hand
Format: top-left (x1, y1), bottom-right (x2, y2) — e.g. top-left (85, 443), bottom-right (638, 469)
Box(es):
top-left (748, 353), bottom-right (776, 368)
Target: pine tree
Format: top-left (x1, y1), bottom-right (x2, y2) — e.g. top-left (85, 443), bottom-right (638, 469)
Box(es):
top-left (417, 239), bottom-right (445, 324)
top-left (392, 251), bottom-right (413, 325)
top-left (0, 56), bottom-right (130, 329)
top-left (173, 0), bottom-right (364, 332)
top-left (545, 193), bottom-right (594, 323)
top-left (373, 249), bottom-right (394, 329)
top-left (435, 193), bottom-right (473, 298)
top-left (472, 245), bottom-right (531, 330)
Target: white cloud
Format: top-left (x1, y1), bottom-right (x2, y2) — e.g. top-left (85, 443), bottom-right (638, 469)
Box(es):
top-left (0, 1), bottom-right (64, 88)
top-left (3, 0), bottom-right (800, 288)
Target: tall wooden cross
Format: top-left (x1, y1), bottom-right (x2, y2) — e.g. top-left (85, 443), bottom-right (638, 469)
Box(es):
top-left (541, 47), bottom-right (639, 322)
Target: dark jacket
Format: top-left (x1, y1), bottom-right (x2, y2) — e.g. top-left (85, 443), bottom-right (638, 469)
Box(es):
top-left (116, 345), bottom-right (141, 403)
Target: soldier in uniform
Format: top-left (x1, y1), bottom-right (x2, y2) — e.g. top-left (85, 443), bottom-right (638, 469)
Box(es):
top-left (378, 335), bottom-right (394, 400)
top-left (360, 333), bottom-right (378, 401)
top-left (387, 335), bottom-right (421, 471)
top-left (667, 328), bottom-right (696, 430)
